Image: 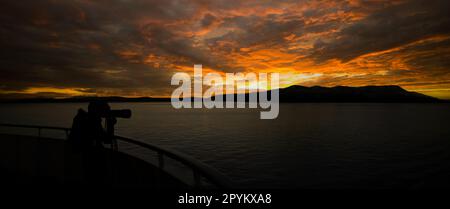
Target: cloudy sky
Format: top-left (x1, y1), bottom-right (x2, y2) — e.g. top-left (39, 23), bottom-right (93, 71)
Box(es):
top-left (1, 0), bottom-right (450, 99)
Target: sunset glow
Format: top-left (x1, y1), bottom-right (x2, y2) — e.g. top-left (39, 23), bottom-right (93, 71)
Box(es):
top-left (1, 0), bottom-right (449, 99)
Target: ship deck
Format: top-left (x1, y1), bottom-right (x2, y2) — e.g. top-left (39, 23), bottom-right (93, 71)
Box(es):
top-left (0, 133), bottom-right (188, 188)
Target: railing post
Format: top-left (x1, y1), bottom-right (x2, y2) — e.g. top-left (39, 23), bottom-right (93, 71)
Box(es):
top-left (158, 151), bottom-right (164, 169)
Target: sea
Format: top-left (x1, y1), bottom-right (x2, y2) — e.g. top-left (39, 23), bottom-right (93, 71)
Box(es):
top-left (1, 102), bottom-right (449, 188)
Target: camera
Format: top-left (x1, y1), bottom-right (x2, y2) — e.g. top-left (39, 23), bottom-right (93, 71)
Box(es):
top-left (88, 101), bottom-right (132, 119)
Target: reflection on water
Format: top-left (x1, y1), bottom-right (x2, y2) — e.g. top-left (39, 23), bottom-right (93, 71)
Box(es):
top-left (1, 102), bottom-right (450, 188)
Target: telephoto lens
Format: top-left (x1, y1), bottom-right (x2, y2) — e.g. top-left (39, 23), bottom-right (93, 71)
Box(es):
top-left (109, 109), bottom-right (132, 118)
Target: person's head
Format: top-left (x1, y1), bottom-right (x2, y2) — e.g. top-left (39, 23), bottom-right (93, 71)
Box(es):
top-left (88, 101), bottom-right (110, 117)
top-left (77, 108), bottom-right (86, 114)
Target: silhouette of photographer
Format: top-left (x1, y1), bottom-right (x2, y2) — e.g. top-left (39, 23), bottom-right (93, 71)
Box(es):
top-left (69, 101), bottom-right (131, 186)
top-left (70, 101), bottom-right (111, 148)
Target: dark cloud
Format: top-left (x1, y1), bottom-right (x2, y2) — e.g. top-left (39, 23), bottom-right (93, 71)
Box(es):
top-left (201, 14), bottom-right (217, 28)
top-left (211, 15), bottom-right (305, 49)
top-left (0, 0), bottom-right (449, 98)
top-left (311, 0), bottom-right (450, 62)
top-left (0, 0), bottom-right (178, 92)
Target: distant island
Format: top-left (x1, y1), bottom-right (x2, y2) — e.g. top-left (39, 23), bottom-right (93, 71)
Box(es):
top-left (277, 85), bottom-right (441, 103)
top-left (0, 85), bottom-right (444, 103)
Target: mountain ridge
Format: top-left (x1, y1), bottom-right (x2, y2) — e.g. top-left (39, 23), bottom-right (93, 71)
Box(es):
top-left (277, 85), bottom-right (440, 102)
top-left (0, 85), bottom-right (444, 103)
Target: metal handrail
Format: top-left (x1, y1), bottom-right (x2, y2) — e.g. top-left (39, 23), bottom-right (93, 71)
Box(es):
top-left (0, 123), bottom-right (233, 188)
top-left (0, 123), bottom-right (71, 138)
top-left (114, 135), bottom-right (233, 188)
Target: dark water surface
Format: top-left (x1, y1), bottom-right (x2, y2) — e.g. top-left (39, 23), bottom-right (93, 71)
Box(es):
top-left (1, 102), bottom-right (449, 188)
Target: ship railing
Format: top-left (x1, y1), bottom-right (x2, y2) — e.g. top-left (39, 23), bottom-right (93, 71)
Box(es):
top-left (0, 123), bottom-right (233, 189)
